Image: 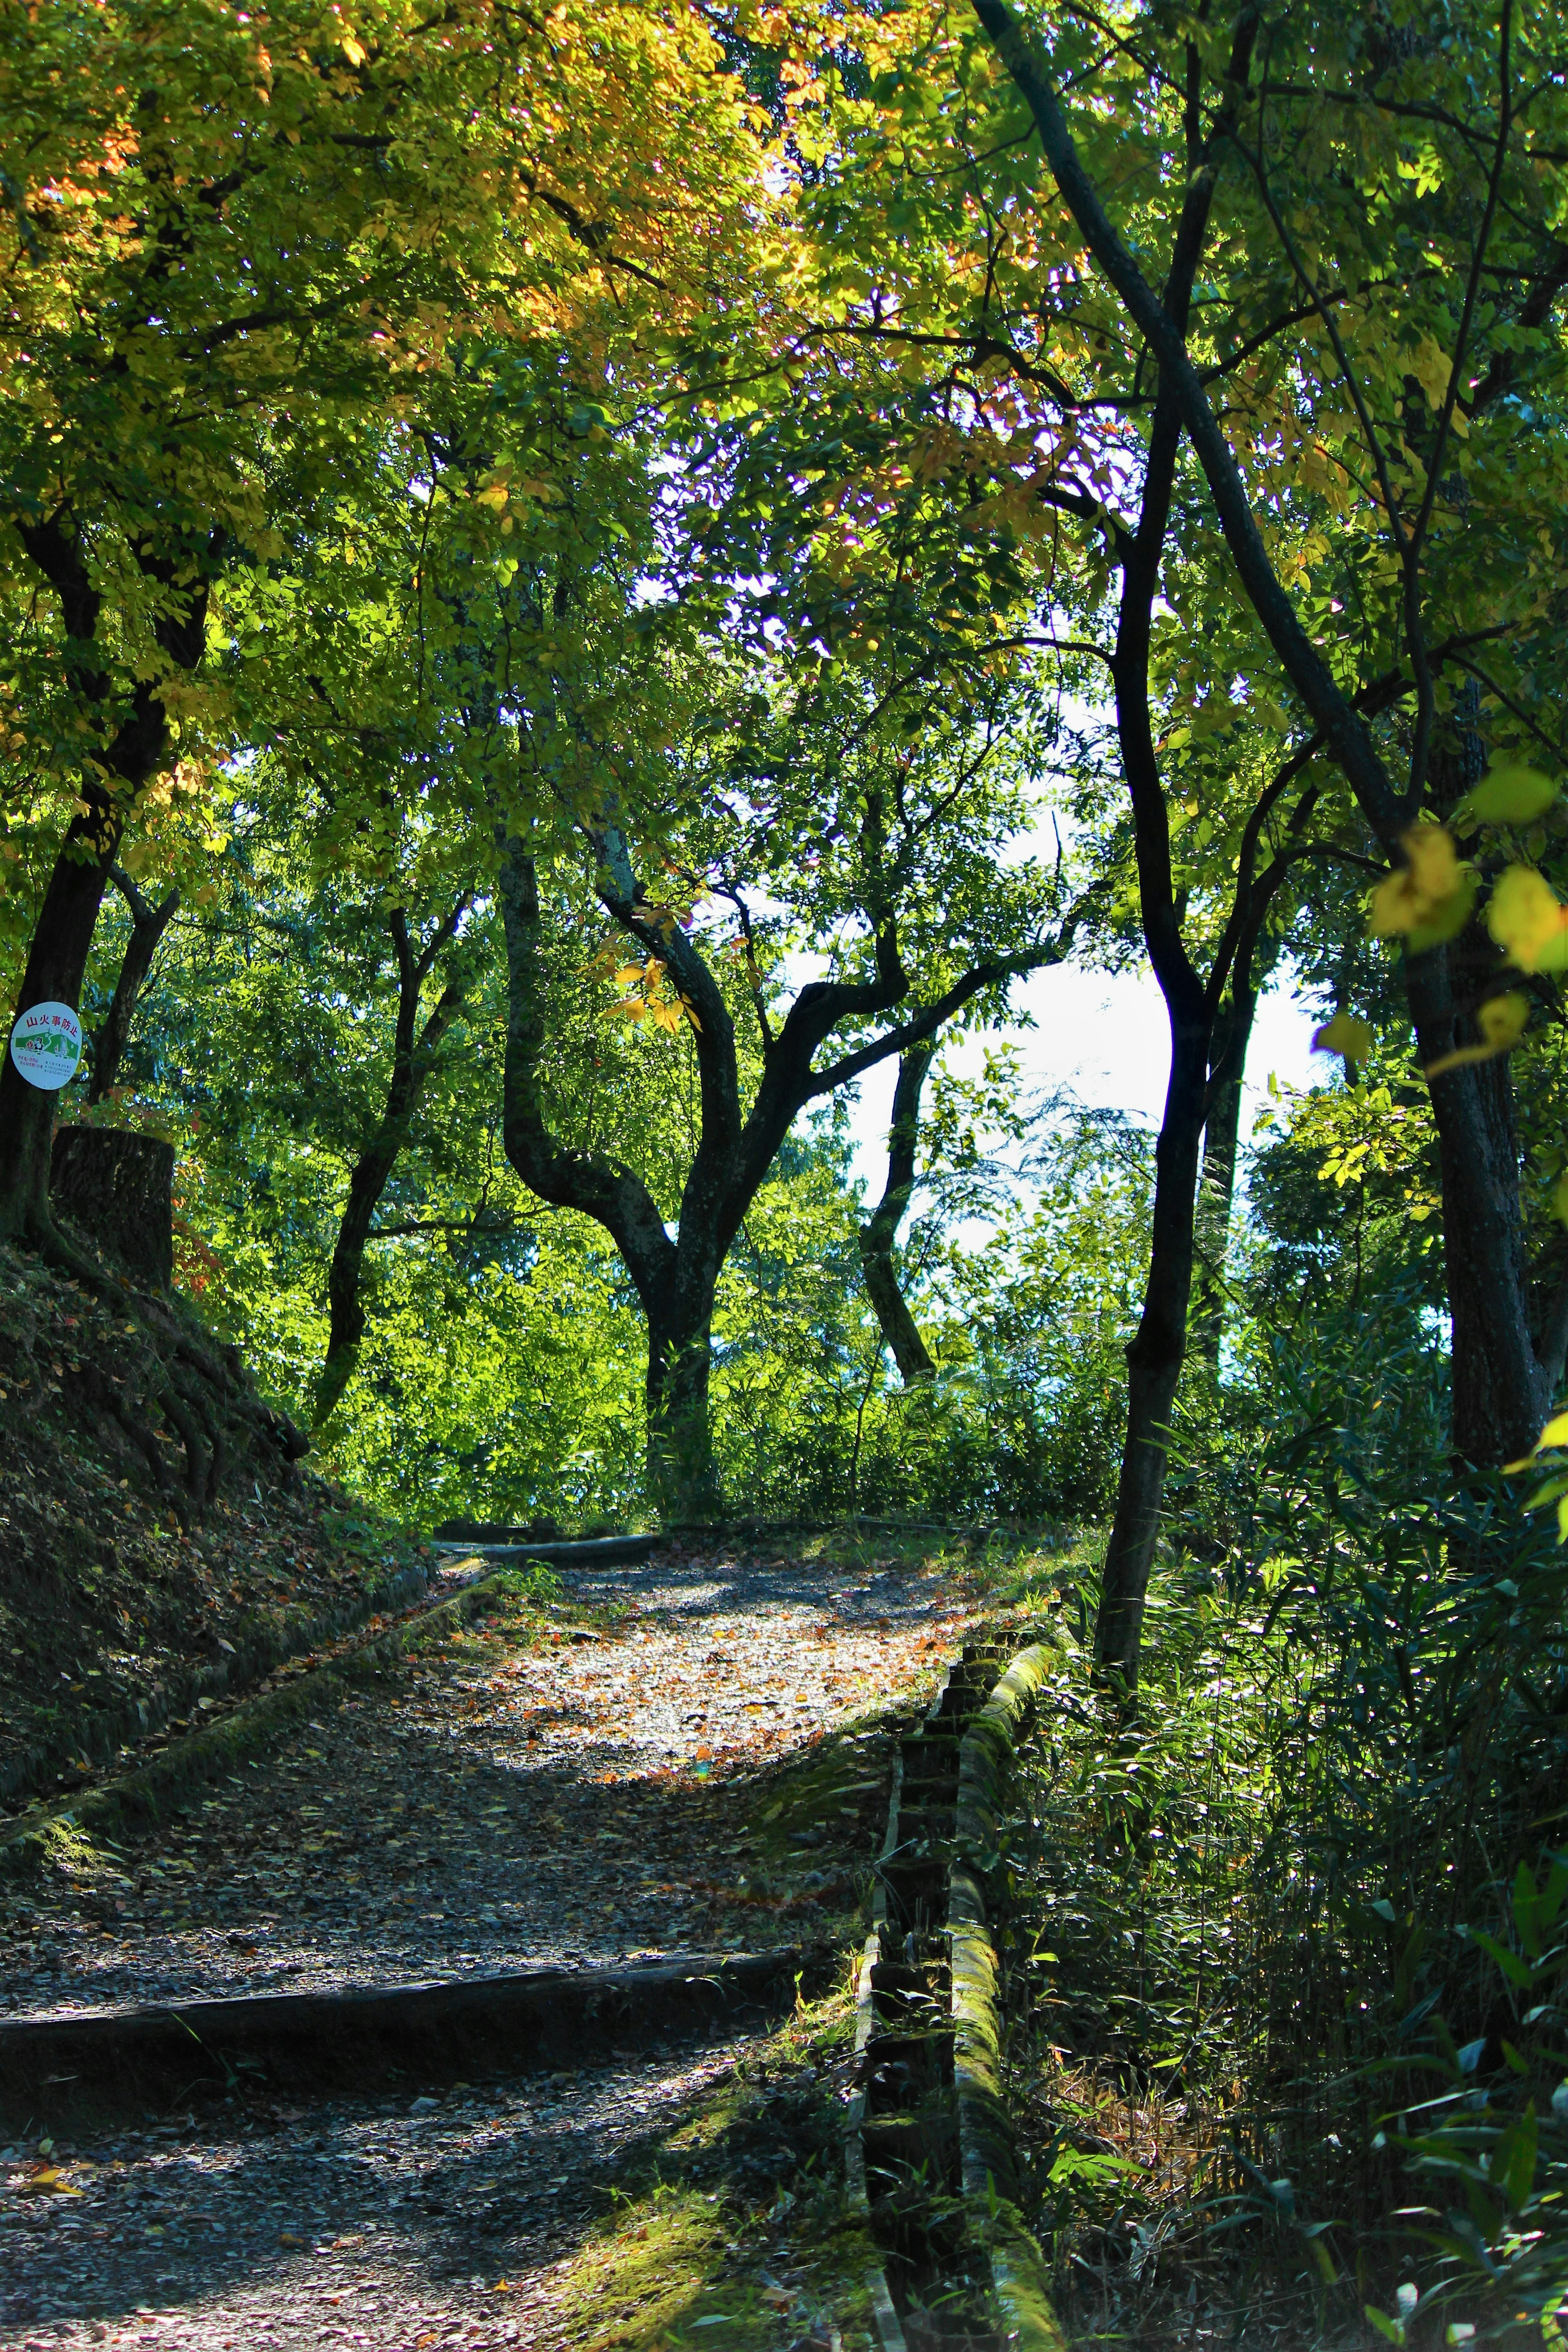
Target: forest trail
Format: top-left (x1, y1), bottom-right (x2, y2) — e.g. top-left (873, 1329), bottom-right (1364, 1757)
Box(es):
top-left (0, 1537), bottom-right (985, 2346)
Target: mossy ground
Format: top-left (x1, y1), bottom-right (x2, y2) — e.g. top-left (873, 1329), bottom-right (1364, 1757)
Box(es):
top-left (547, 1980), bottom-right (878, 2352)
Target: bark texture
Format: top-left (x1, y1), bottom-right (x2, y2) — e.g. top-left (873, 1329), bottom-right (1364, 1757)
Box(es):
top-left (1191, 989), bottom-right (1255, 1367)
top-left (1406, 938), bottom-right (1549, 1466)
top-left (1094, 1020), bottom-right (1210, 1679)
top-left (860, 1043), bottom-right (937, 1384)
top-left (49, 1129), bottom-right (176, 1291)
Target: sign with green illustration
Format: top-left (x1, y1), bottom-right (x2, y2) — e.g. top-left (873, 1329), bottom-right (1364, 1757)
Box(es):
top-left (9, 1001), bottom-right (83, 1091)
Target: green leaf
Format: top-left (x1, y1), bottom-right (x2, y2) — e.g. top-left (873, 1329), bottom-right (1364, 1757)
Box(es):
top-left (1467, 1929), bottom-right (1535, 1989)
top-left (1492, 2102), bottom-right (1537, 2213)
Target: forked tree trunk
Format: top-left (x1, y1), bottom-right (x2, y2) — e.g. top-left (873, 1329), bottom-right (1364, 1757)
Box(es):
top-left (860, 1042), bottom-right (936, 1383)
top-left (497, 824), bottom-right (1072, 1534)
top-left (971, 0), bottom-right (1568, 1486)
top-left (88, 869), bottom-right (181, 1104)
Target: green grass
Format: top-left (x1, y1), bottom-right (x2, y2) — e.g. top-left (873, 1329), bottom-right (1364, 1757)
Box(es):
top-left (547, 1982), bottom-right (878, 2352)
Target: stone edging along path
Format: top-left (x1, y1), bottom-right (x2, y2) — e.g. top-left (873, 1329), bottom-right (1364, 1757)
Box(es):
top-left (0, 1557), bottom-right (526, 1874)
top-left (848, 1635), bottom-right (1064, 2352)
top-left (950, 1644), bottom-right (1064, 2352)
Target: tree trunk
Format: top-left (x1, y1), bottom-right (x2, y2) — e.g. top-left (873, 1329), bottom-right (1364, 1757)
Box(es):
top-left (1190, 988), bottom-right (1255, 1368)
top-left (1405, 937), bottom-right (1547, 1466)
top-left (313, 1146), bottom-right (394, 1431)
top-left (860, 1041), bottom-right (936, 1383)
top-left (0, 800), bottom-right (122, 1238)
top-left (88, 870), bottom-right (181, 1103)
top-left (970, 0), bottom-right (1562, 1477)
top-left (497, 824), bottom-right (1074, 1530)
top-left (1095, 1013), bottom-right (1210, 1680)
top-left (646, 1294), bottom-right (722, 1523)
top-left (313, 908), bottom-right (466, 1429)
top-left (0, 520), bottom-right (214, 1242)
top-left (49, 1127), bottom-right (175, 1289)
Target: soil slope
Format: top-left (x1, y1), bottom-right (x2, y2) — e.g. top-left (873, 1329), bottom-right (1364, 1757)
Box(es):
top-left (0, 1241), bottom-right (434, 1812)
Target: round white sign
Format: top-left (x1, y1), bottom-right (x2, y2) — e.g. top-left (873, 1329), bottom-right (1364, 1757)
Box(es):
top-left (9, 1001), bottom-right (83, 1091)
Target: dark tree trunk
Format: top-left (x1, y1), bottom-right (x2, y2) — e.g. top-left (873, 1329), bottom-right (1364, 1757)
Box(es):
top-left (1095, 1014), bottom-right (1210, 1680)
top-left (313, 904), bottom-right (468, 1429)
top-left (860, 1042), bottom-right (936, 1383)
top-left (645, 1287), bottom-right (723, 1522)
top-left (498, 820), bottom-right (1073, 1529)
top-left (88, 869), bottom-right (181, 1104)
top-left (1405, 937), bottom-right (1548, 1466)
top-left (1190, 987), bottom-right (1255, 1368)
top-left (972, 1), bottom-right (1568, 1486)
top-left (49, 1127), bottom-right (175, 1290)
top-left (0, 805), bottom-right (122, 1236)
top-left (0, 517), bottom-right (214, 1243)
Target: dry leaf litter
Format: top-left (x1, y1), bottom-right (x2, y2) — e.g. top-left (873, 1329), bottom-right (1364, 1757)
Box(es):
top-left (0, 1539), bottom-right (981, 2345)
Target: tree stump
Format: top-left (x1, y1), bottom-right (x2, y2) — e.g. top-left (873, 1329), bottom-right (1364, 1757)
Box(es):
top-left (50, 1127), bottom-right (175, 1290)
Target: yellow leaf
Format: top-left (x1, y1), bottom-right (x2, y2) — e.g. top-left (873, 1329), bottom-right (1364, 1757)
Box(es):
top-left (1311, 1013), bottom-right (1374, 1068)
top-left (17, 2168), bottom-right (80, 2197)
top-left (1408, 332), bottom-right (1452, 413)
top-left (1423, 991), bottom-right (1530, 1078)
top-left (1479, 992), bottom-right (1529, 1051)
top-left (1458, 763), bottom-right (1559, 828)
top-left (340, 33), bottom-right (365, 63)
top-left (1488, 864), bottom-right (1568, 973)
top-left (1369, 824), bottom-right (1472, 944)
top-left (475, 485), bottom-right (509, 511)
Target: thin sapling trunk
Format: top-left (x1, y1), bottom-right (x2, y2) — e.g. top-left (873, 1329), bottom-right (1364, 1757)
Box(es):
top-left (313, 900), bottom-right (470, 1430)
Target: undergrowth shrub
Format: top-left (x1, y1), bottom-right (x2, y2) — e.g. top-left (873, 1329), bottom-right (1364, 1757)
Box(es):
top-left (1002, 1400), bottom-right (1568, 2347)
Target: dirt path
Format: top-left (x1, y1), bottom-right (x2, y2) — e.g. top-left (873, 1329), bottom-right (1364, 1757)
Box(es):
top-left (0, 1536), bottom-right (983, 2345)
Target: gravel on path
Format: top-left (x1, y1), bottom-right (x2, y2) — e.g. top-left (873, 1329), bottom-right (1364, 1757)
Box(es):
top-left (0, 1537), bottom-right (983, 2346)
top-left (1, 1541), bottom-right (976, 2013)
top-left (1, 2029), bottom-right (755, 2345)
